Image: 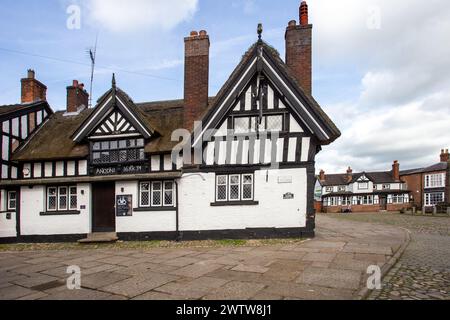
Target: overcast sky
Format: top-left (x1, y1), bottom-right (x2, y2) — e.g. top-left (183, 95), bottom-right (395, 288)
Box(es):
top-left (0, 0), bottom-right (449, 173)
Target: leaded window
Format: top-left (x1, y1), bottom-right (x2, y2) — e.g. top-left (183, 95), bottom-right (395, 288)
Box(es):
top-left (215, 174), bottom-right (254, 202)
top-left (47, 186), bottom-right (77, 212)
top-left (7, 191), bottom-right (16, 211)
top-left (92, 138), bottom-right (146, 165)
top-left (139, 181), bottom-right (175, 208)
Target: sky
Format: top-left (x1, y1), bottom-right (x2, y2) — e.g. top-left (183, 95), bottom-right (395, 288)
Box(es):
top-left (0, 0), bottom-right (449, 174)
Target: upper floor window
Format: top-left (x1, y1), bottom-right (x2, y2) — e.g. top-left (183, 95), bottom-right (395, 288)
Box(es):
top-left (92, 138), bottom-right (145, 165)
top-left (382, 184), bottom-right (391, 190)
top-left (337, 186), bottom-right (346, 192)
top-left (325, 187), bottom-right (333, 193)
top-left (425, 173), bottom-right (445, 188)
top-left (233, 114), bottom-right (285, 134)
top-left (358, 182), bottom-right (369, 190)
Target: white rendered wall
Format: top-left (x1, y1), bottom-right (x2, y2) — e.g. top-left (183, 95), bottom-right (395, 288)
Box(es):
top-left (20, 184), bottom-right (91, 236)
top-left (178, 168), bottom-right (308, 231)
top-left (115, 181), bottom-right (176, 233)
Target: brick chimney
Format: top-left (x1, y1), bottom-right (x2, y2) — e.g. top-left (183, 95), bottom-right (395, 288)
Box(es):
top-left (440, 149), bottom-right (449, 162)
top-left (184, 30), bottom-right (210, 131)
top-left (392, 160), bottom-right (400, 181)
top-left (346, 167), bottom-right (353, 183)
top-left (66, 80), bottom-right (89, 113)
top-left (285, 1), bottom-right (312, 95)
top-left (319, 170), bottom-right (325, 181)
top-left (21, 69), bottom-right (47, 104)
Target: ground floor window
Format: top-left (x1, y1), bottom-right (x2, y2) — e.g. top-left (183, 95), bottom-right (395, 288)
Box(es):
top-left (47, 186), bottom-right (77, 212)
top-left (139, 181), bottom-right (175, 208)
top-left (352, 195), bottom-right (374, 206)
top-left (425, 192), bottom-right (444, 206)
top-left (216, 173), bottom-right (254, 202)
top-left (7, 191), bottom-right (17, 211)
top-left (390, 194), bottom-right (408, 204)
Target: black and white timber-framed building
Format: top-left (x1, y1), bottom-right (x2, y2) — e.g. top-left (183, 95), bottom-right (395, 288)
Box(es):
top-left (0, 1), bottom-right (340, 242)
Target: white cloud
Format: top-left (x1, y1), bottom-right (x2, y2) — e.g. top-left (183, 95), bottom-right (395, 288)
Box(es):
top-left (313, 0), bottom-right (450, 174)
top-left (86, 0), bottom-right (198, 33)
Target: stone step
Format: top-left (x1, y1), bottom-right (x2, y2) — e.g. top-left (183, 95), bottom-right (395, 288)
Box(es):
top-left (78, 232), bottom-right (119, 244)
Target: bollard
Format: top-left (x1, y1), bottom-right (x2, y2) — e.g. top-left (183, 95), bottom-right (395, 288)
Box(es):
top-left (433, 206), bottom-right (437, 216)
top-left (412, 207), bottom-right (416, 215)
top-left (447, 207), bottom-right (450, 216)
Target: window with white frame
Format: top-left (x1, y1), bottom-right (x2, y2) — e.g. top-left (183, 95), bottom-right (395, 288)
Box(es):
top-left (391, 194), bottom-right (405, 204)
top-left (358, 182), bottom-right (369, 190)
top-left (215, 174), bottom-right (254, 202)
top-left (47, 186), bottom-right (77, 212)
top-left (425, 192), bottom-right (444, 206)
top-left (7, 191), bottom-right (17, 211)
top-left (425, 173), bottom-right (445, 188)
top-left (139, 181), bottom-right (175, 208)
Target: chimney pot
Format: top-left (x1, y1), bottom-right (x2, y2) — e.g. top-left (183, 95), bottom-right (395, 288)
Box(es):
top-left (319, 170), bottom-right (325, 181)
top-left (441, 149), bottom-right (450, 162)
top-left (288, 20), bottom-right (297, 28)
top-left (27, 69), bottom-right (35, 79)
top-left (300, 1), bottom-right (309, 26)
top-left (190, 31), bottom-right (198, 37)
top-left (72, 80), bottom-right (79, 87)
top-left (199, 30), bottom-right (207, 36)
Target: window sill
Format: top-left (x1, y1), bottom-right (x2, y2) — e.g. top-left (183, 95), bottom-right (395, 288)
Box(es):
top-left (40, 211), bottom-right (81, 216)
top-left (210, 201), bottom-right (259, 207)
top-left (133, 207), bottom-right (176, 212)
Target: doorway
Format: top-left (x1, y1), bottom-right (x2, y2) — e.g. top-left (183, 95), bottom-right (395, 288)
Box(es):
top-left (92, 182), bottom-right (116, 232)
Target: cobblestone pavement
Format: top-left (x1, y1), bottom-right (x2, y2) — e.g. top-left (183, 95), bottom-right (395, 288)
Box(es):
top-left (323, 213), bottom-right (450, 300)
top-left (0, 215), bottom-right (407, 300)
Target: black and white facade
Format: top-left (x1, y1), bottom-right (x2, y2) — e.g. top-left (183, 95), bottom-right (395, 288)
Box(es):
top-left (0, 2), bottom-right (340, 242)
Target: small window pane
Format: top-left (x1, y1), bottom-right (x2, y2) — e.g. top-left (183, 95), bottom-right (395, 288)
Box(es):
top-left (137, 139), bottom-right (144, 147)
top-left (266, 115), bottom-right (283, 131)
top-left (217, 176), bottom-right (227, 185)
top-left (217, 185), bottom-right (227, 201)
top-left (119, 140), bottom-right (127, 148)
top-left (93, 142), bottom-right (101, 150)
top-left (101, 141), bottom-right (109, 150)
top-left (110, 141), bottom-right (118, 149)
top-left (234, 117), bottom-right (249, 134)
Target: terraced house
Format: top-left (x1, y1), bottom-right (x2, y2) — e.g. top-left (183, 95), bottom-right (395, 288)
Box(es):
top-left (0, 1), bottom-right (340, 243)
top-left (317, 161), bottom-right (412, 213)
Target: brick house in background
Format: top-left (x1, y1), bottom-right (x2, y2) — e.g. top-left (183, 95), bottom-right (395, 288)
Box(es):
top-left (316, 161), bottom-right (412, 213)
top-left (400, 150), bottom-right (449, 209)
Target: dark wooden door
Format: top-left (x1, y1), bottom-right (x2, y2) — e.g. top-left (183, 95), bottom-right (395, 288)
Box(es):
top-left (92, 182), bottom-right (116, 232)
top-left (380, 196), bottom-right (387, 210)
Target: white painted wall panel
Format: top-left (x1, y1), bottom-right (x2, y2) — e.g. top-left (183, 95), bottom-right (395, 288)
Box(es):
top-left (20, 184), bottom-right (91, 236)
top-left (115, 181), bottom-right (176, 233)
top-left (290, 115), bottom-right (304, 133)
top-left (55, 161), bottom-right (64, 177)
top-left (34, 163), bottom-right (42, 178)
top-left (288, 138), bottom-right (297, 162)
top-left (78, 160), bottom-right (88, 175)
top-left (67, 161), bottom-right (75, 176)
top-left (205, 142), bottom-right (215, 166)
top-left (2, 121), bottom-right (9, 133)
top-left (245, 87), bottom-right (252, 111)
top-left (2, 135), bottom-right (9, 161)
top-left (301, 137), bottom-right (310, 162)
top-left (267, 86), bottom-right (274, 110)
top-left (218, 141), bottom-right (227, 165)
top-left (21, 115), bottom-right (28, 139)
top-left (151, 156), bottom-right (160, 172)
top-left (44, 162), bottom-right (53, 177)
top-left (178, 168), bottom-right (307, 231)
top-left (11, 118), bottom-right (19, 137)
top-left (164, 155), bottom-right (172, 171)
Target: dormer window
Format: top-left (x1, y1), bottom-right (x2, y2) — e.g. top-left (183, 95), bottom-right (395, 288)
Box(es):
top-left (92, 138), bottom-right (146, 165)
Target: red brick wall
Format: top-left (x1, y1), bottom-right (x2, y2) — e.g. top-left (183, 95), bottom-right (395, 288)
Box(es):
top-left (323, 203), bottom-right (411, 213)
top-left (184, 31), bottom-right (210, 131)
top-left (402, 173), bottom-right (423, 207)
top-left (21, 77), bottom-right (47, 104)
top-left (285, 22), bottom-right (312, 95)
